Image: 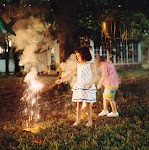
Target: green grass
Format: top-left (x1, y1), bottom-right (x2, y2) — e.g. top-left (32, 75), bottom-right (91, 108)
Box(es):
top-left (0, 68), bottom-right (149, 150)
top-left (119, 68), bottom-right (149, 79)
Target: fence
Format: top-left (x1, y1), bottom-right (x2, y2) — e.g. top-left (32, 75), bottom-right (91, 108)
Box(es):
top-left (94, 42), bottom-right (141, 65)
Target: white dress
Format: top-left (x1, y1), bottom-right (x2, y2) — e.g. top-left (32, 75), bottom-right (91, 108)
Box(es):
top-left (72, 62), bottom-right (96, 102)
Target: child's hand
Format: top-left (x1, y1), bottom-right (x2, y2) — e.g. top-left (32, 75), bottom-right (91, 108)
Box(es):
top-left (55, 79), bottom-right (62, 84)
top-left (97, 83), bottom-right (102, 89)
top-left (87, 81), bottom-right (93, 89)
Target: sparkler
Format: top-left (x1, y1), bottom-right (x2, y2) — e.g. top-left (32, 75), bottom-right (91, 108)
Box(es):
top-left (21, 68), bottom-right (43, 130)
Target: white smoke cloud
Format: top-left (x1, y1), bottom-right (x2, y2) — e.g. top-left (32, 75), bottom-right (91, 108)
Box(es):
top-left (9, 16), bottom-right (52, 127)
top-left (10, 16), bottom-right (52, 73)
top-left (60, 53), bottom-right (78, 87)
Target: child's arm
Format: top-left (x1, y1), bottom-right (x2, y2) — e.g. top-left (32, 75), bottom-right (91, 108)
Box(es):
top-left (87, 63), bottom-right (98, 88)
top-left (97, 76), bottom-right (105, 89)
top-left (97, 64), bottom-right (108, 89)
top-left (55, 66), bottom-right (77, 84)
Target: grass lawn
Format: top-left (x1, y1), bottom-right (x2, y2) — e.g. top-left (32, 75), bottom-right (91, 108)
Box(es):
top-left (0, 68), bottom-right (148, 150)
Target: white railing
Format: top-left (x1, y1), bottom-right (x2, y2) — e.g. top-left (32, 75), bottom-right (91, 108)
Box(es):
top-left (94, 42), bottom-right (141, 64)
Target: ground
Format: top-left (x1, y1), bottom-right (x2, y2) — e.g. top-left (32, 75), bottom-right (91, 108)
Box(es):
top-left (0, 69), bottom-right (148, 149)
top-left (0, 70), bottom-right (148, 129)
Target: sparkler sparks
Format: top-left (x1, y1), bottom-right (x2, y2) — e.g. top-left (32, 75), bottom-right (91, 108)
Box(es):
top-left (8, 16), bottom-right (54, 132)
top-left (29, 80), bottom-right (43, 92)
top-left (21, 68), bottom-right (43, 129)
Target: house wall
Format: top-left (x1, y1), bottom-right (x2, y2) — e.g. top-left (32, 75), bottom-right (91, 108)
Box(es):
top-left (0, 59), bottom-right (14, 73)
top-left (0, 40), bottom-right (59, 74)
top-left (0, 39), bottom-right (142, 73)
top-left (37, 40), bottom-right (59, 75)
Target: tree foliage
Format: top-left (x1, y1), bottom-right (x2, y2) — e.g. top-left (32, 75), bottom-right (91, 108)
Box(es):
top-left (0, 0), bottom-right (149, 60)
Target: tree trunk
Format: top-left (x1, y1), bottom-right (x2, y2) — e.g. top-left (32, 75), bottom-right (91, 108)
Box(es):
top-left (4, 48), bottom-right (10, 75)
top-left (12, 47), bottom-right (20, 75)
top-left (54, 0), bottom-right (80, 62)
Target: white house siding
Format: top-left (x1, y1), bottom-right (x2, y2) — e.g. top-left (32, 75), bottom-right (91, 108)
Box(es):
top-left (0, 40), bottom-right (59, 74)
top-left (37, 51), bottom-right (48, 73)
top-left (37, 40), bottom-right (59, 75)
top-left (0, 59), bottom-right (14, 73)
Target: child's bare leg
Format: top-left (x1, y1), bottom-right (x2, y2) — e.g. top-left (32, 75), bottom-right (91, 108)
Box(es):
top-left (73, 102), bottom-right (82, 126)
top-left (98, 99), bottom-right (109, 116)
top-left (109, 100), bottom-right (117, 113)
top-left (103, 99), bottom-right (109, 110)
top-left (86, 102), bottom-right (92, 126)
top-left (107, 100), bottom-right (119, 117)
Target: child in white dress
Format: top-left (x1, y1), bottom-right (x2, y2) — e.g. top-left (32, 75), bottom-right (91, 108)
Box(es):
top-left (56, 46), bottom-right (98, 126)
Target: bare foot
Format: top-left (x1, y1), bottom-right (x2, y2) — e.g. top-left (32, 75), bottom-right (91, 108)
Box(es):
top-left (72, 121), bottom-right (80, 126)
top-left (85, 121), bottom-right (92, 127)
